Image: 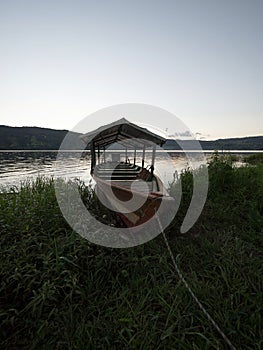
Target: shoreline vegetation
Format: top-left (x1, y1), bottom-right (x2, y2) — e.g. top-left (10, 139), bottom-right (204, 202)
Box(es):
top-left (0, 153), bottom-right (262, 349)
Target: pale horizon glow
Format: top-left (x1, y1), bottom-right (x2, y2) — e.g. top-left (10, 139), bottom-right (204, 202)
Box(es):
top-left (0, 0), bottom-right (262, 140)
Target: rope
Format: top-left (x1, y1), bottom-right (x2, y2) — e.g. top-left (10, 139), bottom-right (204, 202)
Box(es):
top-left (155, 213), bottom-right (237, 350)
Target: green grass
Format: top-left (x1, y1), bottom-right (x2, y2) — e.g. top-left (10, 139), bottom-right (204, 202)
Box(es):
top-left (0, 155), bottom-right (262, 349)
top-left (244, 153), bottom-right (263, 165)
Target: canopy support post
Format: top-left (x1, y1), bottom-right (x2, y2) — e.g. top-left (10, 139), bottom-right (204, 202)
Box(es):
top-left (151, 144), bottom-right (156, 175)
top-left (98, 145), bottom-right (100, 164)
top-left (142, 144), bottom-right (146, 168)
top-left (91, 142), bottom-right (96, 173)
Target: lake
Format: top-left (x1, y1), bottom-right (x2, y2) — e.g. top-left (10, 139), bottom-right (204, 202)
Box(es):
top-left (0, 150), bottom-right (261, 191)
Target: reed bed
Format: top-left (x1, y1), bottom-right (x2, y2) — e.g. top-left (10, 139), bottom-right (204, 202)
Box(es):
top-left (0, 155), bottom-right (262, 349)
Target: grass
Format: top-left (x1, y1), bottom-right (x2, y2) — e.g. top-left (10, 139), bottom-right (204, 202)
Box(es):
top-left (244, 153), bottom-right (263, 165)
top-left (0, 154), bottom-right (262, 349)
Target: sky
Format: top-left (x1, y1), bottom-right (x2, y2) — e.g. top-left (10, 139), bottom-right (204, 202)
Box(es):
top-left (0, 0), bottom-right (262, 140)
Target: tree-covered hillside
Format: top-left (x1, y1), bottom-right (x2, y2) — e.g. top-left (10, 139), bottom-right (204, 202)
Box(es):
top-left (0, 125), bottom-right (262, 150)
top-left (164, 136), bottom-right (263, 150)
top-left (0, 126), bottom-right (84, 150)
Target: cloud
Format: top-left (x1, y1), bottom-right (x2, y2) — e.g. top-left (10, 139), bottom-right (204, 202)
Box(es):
top-left (194, 132), bottom-right (211, 140)
top-left (167, 130), bottom-right (211, 140)
top-left (168, 130), bottom-right (193, 139)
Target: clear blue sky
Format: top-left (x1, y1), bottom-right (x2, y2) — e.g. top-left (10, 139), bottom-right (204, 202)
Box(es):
top-left (0, 0), bottom-right (262, 139)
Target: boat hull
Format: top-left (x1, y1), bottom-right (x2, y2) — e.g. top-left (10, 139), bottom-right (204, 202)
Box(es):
top-left (93, 174), bottom-right (173, 227)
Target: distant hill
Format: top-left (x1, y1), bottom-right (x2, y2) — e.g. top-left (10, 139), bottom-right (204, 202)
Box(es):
top-left (164, 136), bottom-right (263, 150)
top-left (0, 125), bottom-right (84, 150)
top-left (0, 125), bottom-right (262, 150)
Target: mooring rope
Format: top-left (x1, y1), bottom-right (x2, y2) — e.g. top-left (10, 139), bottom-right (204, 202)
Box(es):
top-left (155, 214), bottom-right (237, 350)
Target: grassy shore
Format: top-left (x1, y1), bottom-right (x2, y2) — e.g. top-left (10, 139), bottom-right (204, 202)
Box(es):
top-left (0, 154), bottom-right (262, 349)
top-left (244, 153), bottom-right (263, 165)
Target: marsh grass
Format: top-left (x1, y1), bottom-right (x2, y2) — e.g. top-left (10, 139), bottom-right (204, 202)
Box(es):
top-left (0, 155), bottom-right (262, 349)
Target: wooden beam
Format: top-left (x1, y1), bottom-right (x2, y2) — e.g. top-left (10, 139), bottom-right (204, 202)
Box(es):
top-left (134, 148), bottom-right (137, 165)
top-left (90, 142), bottom-right (96, 173)
top-left (142, 144), bottom-right (146, 168)
top-left (151, 145), bottom-right (156, 175)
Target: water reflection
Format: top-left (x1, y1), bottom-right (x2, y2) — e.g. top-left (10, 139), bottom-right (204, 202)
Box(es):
top-left (0, 150), bottom-right (249, 191)
top-left (0, 151), bottom-right (91, 189)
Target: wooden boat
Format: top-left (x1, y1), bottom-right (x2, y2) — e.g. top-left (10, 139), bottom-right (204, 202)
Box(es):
top-left (81, 118), bottom-right (174, 227)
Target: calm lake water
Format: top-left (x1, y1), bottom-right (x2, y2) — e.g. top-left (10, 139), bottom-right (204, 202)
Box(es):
top-left (0, 150), bottom-right (261, 191)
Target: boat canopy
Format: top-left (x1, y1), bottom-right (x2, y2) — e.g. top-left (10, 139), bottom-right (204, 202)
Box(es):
top-left (80, 118), bottom-right (166, 149)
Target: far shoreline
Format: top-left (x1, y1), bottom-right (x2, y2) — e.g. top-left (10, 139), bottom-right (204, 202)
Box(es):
top-left (0, 149), bottom-right (263, 153)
